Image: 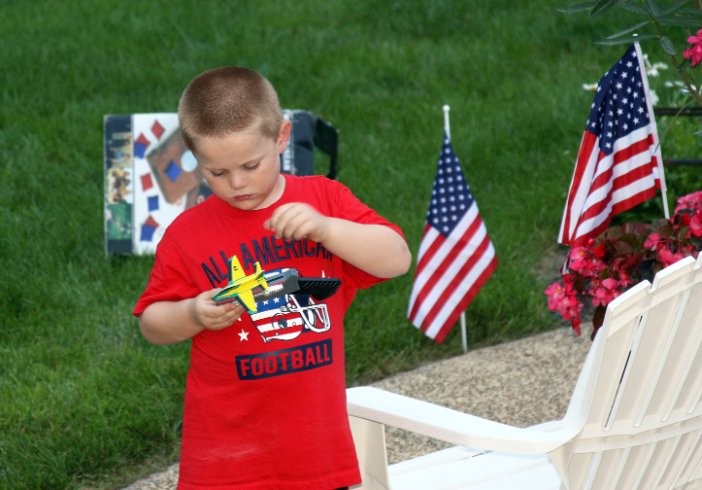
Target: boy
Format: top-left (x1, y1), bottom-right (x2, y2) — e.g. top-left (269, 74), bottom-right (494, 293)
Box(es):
top-left (134, 66), bottom-right (411, 489)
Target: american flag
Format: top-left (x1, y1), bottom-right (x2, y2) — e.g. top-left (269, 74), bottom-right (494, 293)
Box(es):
top-left (558, 43), bottom-right (666, 246)
top-left (407, 136), bottom-right (497, 343)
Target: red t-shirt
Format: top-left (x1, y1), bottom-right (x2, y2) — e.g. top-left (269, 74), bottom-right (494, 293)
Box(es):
top-left (134, 175), bottom-right (403, 489)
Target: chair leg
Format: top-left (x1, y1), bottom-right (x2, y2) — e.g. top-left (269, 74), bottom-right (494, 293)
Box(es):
top-left (349, 415), bottom-right (392, 490)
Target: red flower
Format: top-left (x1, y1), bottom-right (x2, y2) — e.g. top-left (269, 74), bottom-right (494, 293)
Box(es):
top-left (690, 211), bottom-right (702, 238)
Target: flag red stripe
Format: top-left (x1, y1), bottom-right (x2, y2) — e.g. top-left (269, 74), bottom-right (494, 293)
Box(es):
top-left (415, 234), bottom-right (493, 340)
top-left (410, 225), bottom-right (489, 324)
top-left (430, 254), bottom-right (498, 343)
top-left (578, 157), bottom-right (657, 224)
top-left (408, 216), bottom-right (483, 321)
top-left (587, 136), bottom-right (653, 194)
top-left (570, 187), bottom-right (660, 247)
top-left (559, 132), bottom-right (597, 243)
top-left (610, 186), bottom-right (658, 215)
top-left (415, 238), bottom-right (494, 340)
top-left (565, 133), bottom-right (661, 246)
top-left (414, 224), bottom-right (443, 274)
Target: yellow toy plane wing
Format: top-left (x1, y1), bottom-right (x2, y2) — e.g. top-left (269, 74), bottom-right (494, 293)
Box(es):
top-left (236, 289), bottom-right (257, 313)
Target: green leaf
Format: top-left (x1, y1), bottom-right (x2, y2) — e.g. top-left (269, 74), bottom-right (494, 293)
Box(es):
top-left (644, 0), bottom-right (661, 17)
top-left (660, 0), bottom-right (691, 17)
top-left (678, 7), bottom-right (702, 21)
top-left (656, 14), bottom-right (702, 27)
top-left (558, 1), bottom-right (599, 14)
top-left (678, 59), bottom-right (692, 72)
top-left (605, 20), bottom-right (652, 39)
top-left (596, 33), bottom-right (658, 45)
top-left (591, 0), bottom-right (621, 17)
top-left (660, 36), bottom-right (677, 55)
top-left (617, 0), bottom-right (651, 16)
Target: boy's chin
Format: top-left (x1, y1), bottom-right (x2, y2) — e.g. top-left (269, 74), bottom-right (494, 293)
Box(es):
top-left (223, 196), bottom-right (269, 211)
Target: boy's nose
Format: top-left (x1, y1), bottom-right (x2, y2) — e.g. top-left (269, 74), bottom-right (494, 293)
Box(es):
top-left (229, 172), bottom-right (247, 189)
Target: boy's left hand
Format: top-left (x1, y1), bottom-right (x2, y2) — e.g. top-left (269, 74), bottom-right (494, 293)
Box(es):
top-left (264, 202), bottom-right (329, 242)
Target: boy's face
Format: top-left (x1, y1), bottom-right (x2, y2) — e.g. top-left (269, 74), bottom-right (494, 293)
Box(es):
top-left (194, 120), bottom-right (291, 211)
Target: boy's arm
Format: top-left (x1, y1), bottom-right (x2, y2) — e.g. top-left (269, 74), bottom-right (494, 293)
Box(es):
top-left (139, 289), bottom-right (245, 345)
top-left (264, 203), bottom-right (411, 278)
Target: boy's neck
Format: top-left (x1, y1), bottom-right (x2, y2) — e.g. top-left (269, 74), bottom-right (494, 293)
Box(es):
top-left (253, 174), bottom-right (286, 210)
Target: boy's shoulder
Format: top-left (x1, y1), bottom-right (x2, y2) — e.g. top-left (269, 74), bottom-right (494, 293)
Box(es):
top-left (285, 174), bottom-right (348, 195)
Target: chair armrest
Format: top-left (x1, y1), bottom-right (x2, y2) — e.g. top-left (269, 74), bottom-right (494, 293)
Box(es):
top-left (347, 386), bottom-right (580, 455)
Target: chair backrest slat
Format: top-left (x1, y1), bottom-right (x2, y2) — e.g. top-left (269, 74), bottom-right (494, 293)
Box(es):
top-left (550, 255), bottom-right (702, 489)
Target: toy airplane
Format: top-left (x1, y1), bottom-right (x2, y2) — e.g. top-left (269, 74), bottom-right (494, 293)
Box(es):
top-left (212, 257), bottom-right (269, 313)
top-left (212, 256), bottom-right (343, 314)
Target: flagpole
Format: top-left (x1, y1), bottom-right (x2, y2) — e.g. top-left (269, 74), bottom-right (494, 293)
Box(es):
top-left (443, 104), bottom-right (469, 353)
top-left (634, 40), bottom-right (670, 219)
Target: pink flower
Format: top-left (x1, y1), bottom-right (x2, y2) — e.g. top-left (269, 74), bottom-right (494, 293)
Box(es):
top-left (684, 30), bottom-right (702, 66)
top-left (545, 279), bottom-right (584, 335)
top-left (568, 246), bottom-right (606, 277)
top-left (674, 191), bottom-right (702, 214)
top-left (588, 278), bottom-right (622, 307)
top-left (544, 281), bottom-right (567, 311)
top-left (657, 247), bottom-right (686, 267)
top-left (644, 233), bottom-right (661, 250)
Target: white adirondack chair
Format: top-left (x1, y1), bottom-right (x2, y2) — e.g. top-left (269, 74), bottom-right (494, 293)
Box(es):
top-left (348, 254), bottom-right (702, 489)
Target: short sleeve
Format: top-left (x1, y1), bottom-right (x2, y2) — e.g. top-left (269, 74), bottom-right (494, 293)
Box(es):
top-left (132, 232), bottom-right (200, 316)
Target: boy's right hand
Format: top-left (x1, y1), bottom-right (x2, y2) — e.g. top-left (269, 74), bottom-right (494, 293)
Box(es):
top-left (189, 289), bottom-right (245, 331)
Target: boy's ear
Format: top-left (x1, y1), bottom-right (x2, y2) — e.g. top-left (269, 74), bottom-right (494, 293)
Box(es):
top-left (276, 119), bottom-right (292, 153)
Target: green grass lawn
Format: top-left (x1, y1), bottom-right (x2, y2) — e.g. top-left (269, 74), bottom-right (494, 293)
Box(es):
top-left (1, 1), bottom-right (695, 488)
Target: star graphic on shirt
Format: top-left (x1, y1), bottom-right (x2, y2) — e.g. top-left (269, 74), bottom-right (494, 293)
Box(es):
top-left (238, 329), bottom-right (249, 341)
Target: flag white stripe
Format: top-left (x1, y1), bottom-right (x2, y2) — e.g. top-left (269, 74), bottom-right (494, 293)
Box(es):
top-left (408, 204), bottom-right (479, 308)
top-left (580, 148), bottom-right (656, 211)
top-left (561, 127), bottom-right (658, 245)
top-left (423, 240), bottom-right (496, 339)
top-left (409, 218), bottom-right (488, 326)
top-left (414, 226), bottom-right (439, 262)
top-left (559, 137), bottom-right (600, 242)
top-left (574, 173), bottom-right (659, 241)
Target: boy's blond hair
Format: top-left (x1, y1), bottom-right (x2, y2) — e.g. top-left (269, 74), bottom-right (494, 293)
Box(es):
top-left (178, 66), bottom-right (282, 151)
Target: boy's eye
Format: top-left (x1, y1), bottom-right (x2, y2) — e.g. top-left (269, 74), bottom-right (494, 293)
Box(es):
top-left (244, 162), bottom-right (261, 172)
top-left (209, 170), bottom-right (227, 177)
